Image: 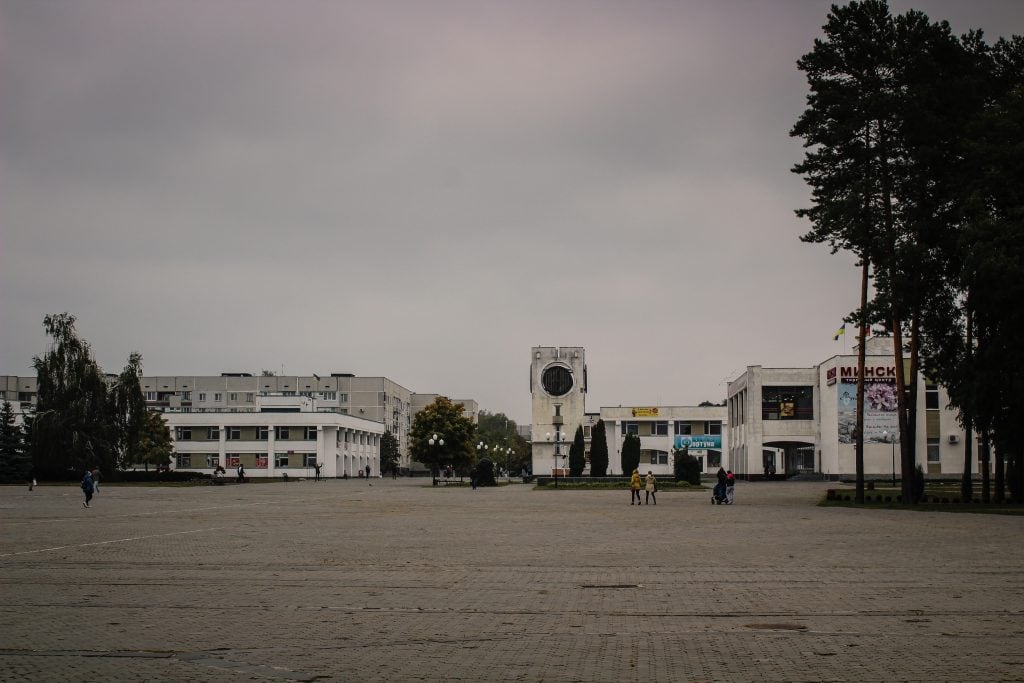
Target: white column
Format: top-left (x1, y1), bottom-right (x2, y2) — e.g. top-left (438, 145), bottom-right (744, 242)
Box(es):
top-left (267, 425), bottom-right (276, 477)
top-left (218, 424), bottom-right (226, 468)
top-left (316, 426), bottom-right (325, 476)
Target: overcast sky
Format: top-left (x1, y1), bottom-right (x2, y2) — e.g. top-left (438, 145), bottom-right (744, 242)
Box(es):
top-left (2, 1), bottom-right (1021, 424)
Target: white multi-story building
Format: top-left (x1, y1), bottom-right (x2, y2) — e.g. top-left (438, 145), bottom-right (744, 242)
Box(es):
top-left (600, 405), bottom-right (726, 477)
top-left (2, 371), bottom-right (475, 474)
top-left (162, 395), bottom-right (384, 479)
top-left (727, 336), bottom-right (976, 479)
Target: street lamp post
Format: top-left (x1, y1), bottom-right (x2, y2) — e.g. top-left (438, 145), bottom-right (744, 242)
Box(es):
top-left (428, 433), bottom-right (444, 486)
top-left (546, 430), bottom-right (565, 488)
top-left (883, 430), bottom-right (896, 487)
top-left (476, 441), bottom-right (488, 479)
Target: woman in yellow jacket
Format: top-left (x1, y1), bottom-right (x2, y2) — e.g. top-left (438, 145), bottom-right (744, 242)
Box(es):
top-left (629, 469), bottom-right (642, 505)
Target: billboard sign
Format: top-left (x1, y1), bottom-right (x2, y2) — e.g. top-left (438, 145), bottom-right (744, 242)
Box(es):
top-left (674, 434), bottom-right (721, 450)
top-left (837, 376), bottom-right (899, 444)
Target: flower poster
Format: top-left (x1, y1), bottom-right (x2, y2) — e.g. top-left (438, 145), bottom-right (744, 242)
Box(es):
top-left (837, 378), bottom-right (899, 444)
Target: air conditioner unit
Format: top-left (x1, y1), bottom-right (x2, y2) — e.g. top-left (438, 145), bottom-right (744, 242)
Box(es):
top-left (948, 434), bottom-right (960, 444)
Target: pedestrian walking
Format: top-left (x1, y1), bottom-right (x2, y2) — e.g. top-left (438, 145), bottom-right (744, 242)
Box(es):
top-left (237, 464), bottom-right (245, 483)
top-left (365, 464), bottom-right (371, 479)
top-left (470, 467), bottom-right (479, 490)
top-left (29, 467), bottom-right (36, 492)
top-left (81, 470), bottom-right (94, 508)
top-left (645, 471), bottom-right (657, 505)
top-left (91, 468), bottom-right (101, 494)
top-left (314, 462), bottom-right (322, 482)
top-left (630, 469), bottom-right (642, 505)
top-left (726, 470), bottom-right (736, 505)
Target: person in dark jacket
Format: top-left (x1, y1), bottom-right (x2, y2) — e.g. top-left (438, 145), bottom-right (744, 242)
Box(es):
top-left (81, 470), bottom-right (95, 508)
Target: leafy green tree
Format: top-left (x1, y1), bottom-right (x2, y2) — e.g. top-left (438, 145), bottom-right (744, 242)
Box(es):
top-left (476, 410), bottom-right (530, 474)
top-left (136, 410), bottom-right (173, 471)
top-left (673, 447), bottom-right (701, 485)
top-left (410, 396), bottom-right (476, 475)
top-left (380, 430), bottom-right (401, 475)
top-left (620, 433), bottom-right (641, 476)
top-left (589, 420), bottom-right (608, 476)
top-left (0, 401), bottom-right (30, 483)
top-left (568, 425), bottom-right (585, 476)
top-left (31, 313), bottom-right (117, 478)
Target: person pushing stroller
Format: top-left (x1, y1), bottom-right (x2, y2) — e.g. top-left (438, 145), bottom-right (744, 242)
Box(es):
top-left (713, 467), bottom-right (727, 504)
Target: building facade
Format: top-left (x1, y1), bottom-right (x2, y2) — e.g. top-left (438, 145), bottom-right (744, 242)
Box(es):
top-left (2, 372), bottom-right (475, 475)
top-left (528, 347), bottom-right (728, 477)
top-left (162, 396), bottom-right (384, 479)
top-left (600, 405), bottom-right (727, 477)
top-left (727, 336), bottom-right (975, 479)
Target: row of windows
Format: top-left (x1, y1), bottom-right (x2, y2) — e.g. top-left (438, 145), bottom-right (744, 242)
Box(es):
top-left (175, 426), bottom-right (318, 441)
top-left (147, 391), bottom-right (350, 403)
top-left (175, 453), bottom-right (320, 469)
top-left (620, 421), bottom-right (722, 436)
top-left (729, 384), bottom-right (942, 425)
top-left (640, 450), bottom-right (723, 467)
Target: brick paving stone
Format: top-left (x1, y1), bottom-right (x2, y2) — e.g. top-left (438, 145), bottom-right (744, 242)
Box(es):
top-left (1, 479), bottom-right (1022, 681)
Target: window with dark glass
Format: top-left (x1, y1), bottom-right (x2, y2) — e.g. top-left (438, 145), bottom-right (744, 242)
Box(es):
top-left (708, 421), bottom-right (722, 435)
top-left (761, 386), bottom-right (814, 420)
top-left (925, 384), bottom-right (939, 410)
top-left (674, 421), bottom-right (691, 435)
top-left (652, 422), bottom-right (668, 436)
top-left (622, 421), bottom-right (639, 435)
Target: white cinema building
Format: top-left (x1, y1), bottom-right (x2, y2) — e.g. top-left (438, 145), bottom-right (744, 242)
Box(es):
top-left (727, 336), bottom-right (977, 479)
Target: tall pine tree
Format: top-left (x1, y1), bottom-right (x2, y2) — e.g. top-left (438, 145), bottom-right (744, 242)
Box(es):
top-left (568, 425), bottom-right (585, 476)
top-left (589, 420), bottom-right (609, 477)
top-left (0, 401), bottom-right (30, 483)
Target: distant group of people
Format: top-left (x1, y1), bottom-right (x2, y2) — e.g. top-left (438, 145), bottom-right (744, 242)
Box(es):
top-left (629, 469), bottom-right (658, 505)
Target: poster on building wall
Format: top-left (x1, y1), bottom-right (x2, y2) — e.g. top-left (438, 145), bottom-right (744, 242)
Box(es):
top-left (674, 435), bottom-right (722, 450)
top-left (837, 378), bottom-right (899, 444)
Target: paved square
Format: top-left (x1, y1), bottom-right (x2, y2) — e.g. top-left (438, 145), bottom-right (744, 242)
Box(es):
top-left (1, 479), bottom-right (1022, 682)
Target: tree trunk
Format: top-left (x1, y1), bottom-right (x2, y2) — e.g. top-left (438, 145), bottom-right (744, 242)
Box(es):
top-left (961, 301), bottom-right (973, 502)
top-left (855, 258), bottom-right (869, 504)
top-left (994, 444), bottom-right (1005, 503)
top-left (981, 432), bottom-right (990, 503)
top-left (907, 313), bottom-right (920, 489)
top-left (892, 320), bottom-right (912, 503)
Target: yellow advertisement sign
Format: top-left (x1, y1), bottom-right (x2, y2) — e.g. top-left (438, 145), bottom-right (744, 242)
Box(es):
top-left (631, 407), bottom-right (659, 417)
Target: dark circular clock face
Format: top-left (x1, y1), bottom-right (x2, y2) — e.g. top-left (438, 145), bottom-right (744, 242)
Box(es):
top-left (541, 365), bottom-right (573, 396)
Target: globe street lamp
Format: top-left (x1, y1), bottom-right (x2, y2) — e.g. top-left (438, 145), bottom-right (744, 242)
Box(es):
top-left (429, 433), bottom-right (444, 486)
top-left (476, 441), bottom-right (488, 478)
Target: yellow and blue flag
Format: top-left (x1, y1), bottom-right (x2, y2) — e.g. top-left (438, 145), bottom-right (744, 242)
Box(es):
top-left (833, 324), bottom-right (846, 341)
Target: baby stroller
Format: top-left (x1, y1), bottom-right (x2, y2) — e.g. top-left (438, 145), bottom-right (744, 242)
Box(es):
top-left (712, 482), bottom-right (729, 505)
